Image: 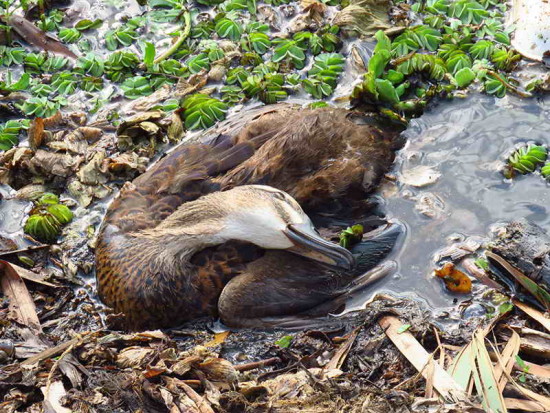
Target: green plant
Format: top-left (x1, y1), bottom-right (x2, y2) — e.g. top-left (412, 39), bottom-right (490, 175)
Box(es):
top-left (248, 32), bottom-right (271, 54)
top-left (339, 224), bottom-right (364, 248)
top-left (105, 51), bottom-right (139, 82)
top-left (215, 17), bottom-right (242, 41)
top-left (272, 39), bottom-right (306, 69)
top-left (18, 97), bottom-right (61, 118)
top-left (0, 119), bottom-right (27, 150)
top-left (51, 72), bottom-right (78, 94)
top-left (181, 94), bottom-right (228, 130)
top-left (0, 47), bottom-right (26, 66)
top-left (121, 76), bottom-right (153, 99)
top-left (58, 28), bottom-right (81, 43)
top-left (77, 53), bottom-right (104, 76)
top-left (105, 26), bottom-right (138, 50)
top-left (24, 193), bottom-right (73, 243)
top-left (508, 145), bottom-right (547, 174)
top-left (186, 53), bottom-right (210, 73)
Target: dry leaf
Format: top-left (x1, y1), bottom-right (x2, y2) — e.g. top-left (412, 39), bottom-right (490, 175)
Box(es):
top-left (28, 118), bottom-right (44, 150)
top-left (197, 358), bottom-right (238, 383)
top-left (203, 331), bottom-right (230, 348)
top-left (400, 165), bottom-right (441, 187)
top-left (41, 381), bottom-right (72, 413)
top-left (0, 260), bottom-right (41, 331)
top-left (116, 347), bottom-right (155, 368)
top-left (378, 315), bottom-right (468, 403)
top-left (8, 15), bottom-right (77, 58)
top-left (435, 263), bottom-right (472, 294)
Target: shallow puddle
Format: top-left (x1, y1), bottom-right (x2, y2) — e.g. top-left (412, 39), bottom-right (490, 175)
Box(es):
top-left (351, 93), bottom-right (550, 316)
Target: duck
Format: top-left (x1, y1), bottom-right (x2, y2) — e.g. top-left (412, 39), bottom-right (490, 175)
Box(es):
top-left (95, 104), bottom-right (405, 330)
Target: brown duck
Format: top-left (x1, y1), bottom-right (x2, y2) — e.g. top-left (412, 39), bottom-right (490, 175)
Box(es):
top-left (96, 104), bottom-right (404, 330)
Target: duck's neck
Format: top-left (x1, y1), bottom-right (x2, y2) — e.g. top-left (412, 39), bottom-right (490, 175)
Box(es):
top-left (138, 198), bottom-right (230, 268)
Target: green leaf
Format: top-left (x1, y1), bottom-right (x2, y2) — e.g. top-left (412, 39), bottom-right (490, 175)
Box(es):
top-left (181, 94), bottom-right (228, 130)
top-left (275, 335), bottom-right (293, 348)
top-left (77, 53), bottom-right (104, 76)
top-left (374, 30), bottom-right (391, 53)
top-left (249, 32), bottom-right (271, 55)
top-left (484, 76), bottom-right (506, 97)
top-left (38, 193), bottom-right (60, 205)
top-left (368, 49), bottom-right (390, 78)
top-left (17, 97), bottom-right (61, 118)
top-left (58, 28), bottom-right (81, 43)
top-left (469, 40), bottom-right (494, 60)
top-left (446, 51), bottom-right (472, 74)
top-left (498, 301), bottom-right (514, 314)
top-left (508, 145), bottom-right (547, 174)
top-left (455, 67), bottom-right (476, 88)
top-left (375, 79), bottom-right (400, 104)
top-left (215, 18), bottom-right (243, 41)
top-left (144, 42), bottom-right (156, 66)
top-left (0, 120), bottom-right (24, 151)
top-left (339, 224), bottom-right (364, 248)
top-left (75, 19), bottom-right (103, 31)
top-left (121, 76), bottom-right (153, 99)
top-left (24, 214), bottom-right (61, 243)
top-left (47, 204), bottom-right (73, 224)
top-left (474, 258), bottom-right (489, 271)
top-left (272, 40), bottom-right (306, 68)
top-left (186, 53), bottom-right (210, 74)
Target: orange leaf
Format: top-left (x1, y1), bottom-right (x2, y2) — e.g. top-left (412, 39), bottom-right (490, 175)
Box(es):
top-left (203, 331), bottom-right (230, 348)
top-left (434, 262), bottom-right (472, 294)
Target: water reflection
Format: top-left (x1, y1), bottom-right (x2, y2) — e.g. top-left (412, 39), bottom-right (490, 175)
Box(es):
top-left (357, 94), bottom-right (550, 311)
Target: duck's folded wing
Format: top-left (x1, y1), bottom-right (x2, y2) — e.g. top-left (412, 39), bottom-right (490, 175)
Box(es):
top-left (102, 105), bottom-right (294, 233)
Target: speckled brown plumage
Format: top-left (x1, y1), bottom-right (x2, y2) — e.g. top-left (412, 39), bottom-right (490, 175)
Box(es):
top-left (96, 105), bottom-right (403, 330)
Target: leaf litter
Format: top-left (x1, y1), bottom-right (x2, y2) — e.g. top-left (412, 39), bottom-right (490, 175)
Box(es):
top-left (0, 0), bottom-right (549, 412)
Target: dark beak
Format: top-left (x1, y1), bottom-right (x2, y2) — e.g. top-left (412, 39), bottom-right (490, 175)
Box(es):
top-left (284, 223), bottom-right (356, 270)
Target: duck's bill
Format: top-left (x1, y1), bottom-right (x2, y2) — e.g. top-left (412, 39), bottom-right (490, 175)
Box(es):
top-left (284, 223), bottom-right (355, 270)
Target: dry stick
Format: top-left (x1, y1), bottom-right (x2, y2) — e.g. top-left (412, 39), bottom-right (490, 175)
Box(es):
top-left (486, 70), bottom-right (533, 98)
top-left (44, 333), bottom-right (89, 398)
top-left (379, 315), bottom-right (468, 403)
top-left (153, 11), bottom-right (191, 65)
top-left (234, 357), bottom-right (280, 372)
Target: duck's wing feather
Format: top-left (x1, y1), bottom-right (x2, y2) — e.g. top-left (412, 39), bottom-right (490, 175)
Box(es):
top-left (215, 108), bottom-right (404, 209)
top-left (102, 105), bottom-right (295, 233)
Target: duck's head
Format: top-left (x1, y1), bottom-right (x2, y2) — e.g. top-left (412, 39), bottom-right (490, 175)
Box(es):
top-left (155, 185), bottom-right (355, 269)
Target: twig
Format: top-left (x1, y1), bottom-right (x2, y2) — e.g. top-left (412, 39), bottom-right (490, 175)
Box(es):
top-left (44, 333), bottom-right (84, 396)
top-left (0, 244), bottom-right (50, 257)
top-left (486, 70), bottom-right (533, 98)
top-left (43, 331), bottom-right (96, 399)
top-left (153, 11), bottom-right (191, 65)
top-left (234, 357), bottom-right (280, 372)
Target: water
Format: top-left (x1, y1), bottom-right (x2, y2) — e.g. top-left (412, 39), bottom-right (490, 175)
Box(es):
top-left (354, 93), bottom-right (550, 312)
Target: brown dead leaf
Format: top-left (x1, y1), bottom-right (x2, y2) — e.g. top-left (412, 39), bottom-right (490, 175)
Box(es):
top-left (198, 358), bottom-right (238, 383)
top-left (435, 263), bottom-right (472, 294)
top-left (144, 366), bottom-right (167, 379)
top-left (165, 377), bottom-right (215, 413)
top-left (8, 15), bottom-right (77, 59)
top-left (203, 331), bottom-right (230, 348)
top-left (323, 327), bottom-right (358, 376)
top-left (28, 118), bottom-right (44, 150)
top-left (0, 260), bottom-right (41, 332)
top-left (116, 347), bottom-right (155, 368)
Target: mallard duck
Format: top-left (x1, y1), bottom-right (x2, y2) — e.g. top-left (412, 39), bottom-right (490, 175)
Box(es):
top-left (96, 104), bottom-right (404, 330)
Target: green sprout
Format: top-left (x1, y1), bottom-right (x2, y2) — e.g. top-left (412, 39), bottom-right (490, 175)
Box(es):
top-left (339, 224), bottom-right (364, 249)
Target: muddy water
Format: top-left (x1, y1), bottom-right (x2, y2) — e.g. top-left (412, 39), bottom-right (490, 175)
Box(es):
top-left (348, 94), bottom-right (550, 317)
